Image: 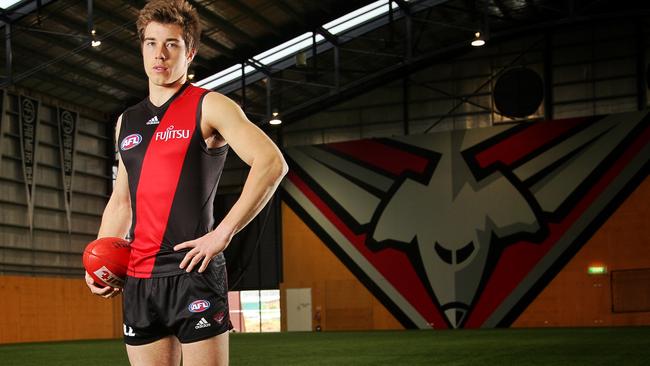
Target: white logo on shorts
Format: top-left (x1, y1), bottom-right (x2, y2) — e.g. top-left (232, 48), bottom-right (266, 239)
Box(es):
top-left (123, 324), bottom-right (136, 336)
top-left (195, 318), bottom-right (211, 330)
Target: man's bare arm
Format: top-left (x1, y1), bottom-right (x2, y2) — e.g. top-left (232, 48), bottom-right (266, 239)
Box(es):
top-left (85, 115), bottom-right (132, 298)
top-left (174, 92), bottom-right (288, 272)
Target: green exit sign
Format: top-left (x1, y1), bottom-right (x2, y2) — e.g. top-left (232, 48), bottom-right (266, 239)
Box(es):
top-left (588, 266), bottom-right (607, 275)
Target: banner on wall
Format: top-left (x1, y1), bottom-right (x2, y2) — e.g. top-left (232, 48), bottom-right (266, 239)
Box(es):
top-left (19, 95), bottom-right (40, 235)
top-left (57, 107), bottom-right (78, 234)
top-left (0, 90), bottom-right (6, 174)
top-left (282, 110), bottom-right (650, 329)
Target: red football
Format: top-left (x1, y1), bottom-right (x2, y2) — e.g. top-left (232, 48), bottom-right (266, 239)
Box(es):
top-left (83, 237), bottom-right (131, 288)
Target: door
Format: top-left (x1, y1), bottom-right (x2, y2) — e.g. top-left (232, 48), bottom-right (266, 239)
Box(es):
top-left (285, 288), bottom-right (312, 331)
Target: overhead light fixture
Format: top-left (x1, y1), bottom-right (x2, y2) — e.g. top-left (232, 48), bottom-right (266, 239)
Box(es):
top-left (91, 29), bottom-right (101, 47)
top-left (471, 31), bottom-right (485, 47)
top-left (472, 13), bottom-right (489, 48)
top-left (269, 110), bottom-right (282, 125)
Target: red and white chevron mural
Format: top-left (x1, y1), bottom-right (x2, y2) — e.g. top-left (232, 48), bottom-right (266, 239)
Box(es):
top-left (282, 111), bottom-right (650, 329)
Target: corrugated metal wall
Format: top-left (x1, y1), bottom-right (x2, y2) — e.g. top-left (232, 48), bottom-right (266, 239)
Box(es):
top-left (283, 21), bottom-right (646, 146)
top-left (0, 89), bottom-right (111, 277)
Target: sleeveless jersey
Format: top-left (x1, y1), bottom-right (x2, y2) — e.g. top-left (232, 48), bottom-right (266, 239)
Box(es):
top-left (118, 83), bottom-right (228, 278)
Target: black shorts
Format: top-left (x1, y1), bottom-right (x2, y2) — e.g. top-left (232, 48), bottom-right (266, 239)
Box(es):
top-left (122, 257), bottom-right (232, 345)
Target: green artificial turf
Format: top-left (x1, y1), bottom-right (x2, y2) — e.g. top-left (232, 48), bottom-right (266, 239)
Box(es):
top-left (1, 327), bottom-right (649, 365)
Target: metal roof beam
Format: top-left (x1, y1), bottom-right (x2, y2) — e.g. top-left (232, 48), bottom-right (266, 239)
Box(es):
top-left (275, 0), bottom-right (339, 46)
top-left (188, 0), bottom-right (256, 45)
top-left (43, 10), bottom-right (145, 61)
top-left (125, 0), bottom-right (238, 60)
top-left (15, 64), bottom-right (124, 105)
top-left (272, 7), bottom-right (650, 128)
top-left (246, 59), bottom-right (271, 75)
top-left (210, 0), bottom-right (450, 96)
top-left (15, 27), bottom-right (145, 82)
top-left (393, 0), bottom-right (412, 15)
top-left (38, 2), bottom-right (215, 71)
top-left (14, 43), bottom-right (144, 98)
top-left (225, 0), bottom-right (280, 36)
top-left (200, 34), bottom-right (236, 59)
top-left (440, 2), bottom-right (507, 22)
top-left (274, 0), bottom-right (305, 26)
top-left (493, 0), bottom-right (514, 20)
top-left (315, 26), bottom-right (340, 47)
top-left (93, 2), bottom-right (224, 67)
top-left (0, 0), bottom-right (57, 27)
top-left (228, 91), bottom-right (267, 115)
top-left (275, 1), bottom-right (341, 52)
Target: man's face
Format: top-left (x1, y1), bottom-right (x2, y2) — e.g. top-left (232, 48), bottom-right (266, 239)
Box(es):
top-left (142, 21), bottom-right (195, 86)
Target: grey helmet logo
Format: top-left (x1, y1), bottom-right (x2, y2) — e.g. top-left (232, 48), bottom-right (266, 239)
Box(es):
top-left (283, 110), bottom-right (649, 329)
top-left (370, 130), bottom-right (541, 327)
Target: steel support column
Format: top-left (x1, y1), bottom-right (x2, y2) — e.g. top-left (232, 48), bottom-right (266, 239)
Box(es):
top-left (403, 77), bottom-right (410, 135)
top-left (5, 24), bottom-right (11, 85)
top-left (246, 58), bottom-right (273, 118)
top-left (312, 33), bottom-right (318, 78)
top-left (394, 0), bottom-right (413, 61)
top-left (543, 31), bottom-right (554, 120)
top-left (636, 22), bottom-right (647, 111)
top-left (87, 0), bottom-right (94, 36)
top-left (406, 9), bottom-right (413, 61)
top-left (334, 45), bottom-right (341, 91)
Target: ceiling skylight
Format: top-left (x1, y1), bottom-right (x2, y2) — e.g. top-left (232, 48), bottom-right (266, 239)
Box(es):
top-left (0, 0), bottom-right (25, 10)
top-left (196, 0), bottom-right (395, 90)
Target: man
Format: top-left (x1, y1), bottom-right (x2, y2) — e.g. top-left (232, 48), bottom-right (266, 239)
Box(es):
top-left (84, 1), bottom-right (287, 365)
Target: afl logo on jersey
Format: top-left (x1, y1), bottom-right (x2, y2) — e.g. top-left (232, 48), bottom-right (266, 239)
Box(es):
top-left (121, 134), bottom-right (142, 151)
top-left (188, 300), bottom-right (211, 313)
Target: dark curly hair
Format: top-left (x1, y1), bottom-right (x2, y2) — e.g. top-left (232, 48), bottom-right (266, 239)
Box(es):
top-left (136, 0), bottom-right (201, 53)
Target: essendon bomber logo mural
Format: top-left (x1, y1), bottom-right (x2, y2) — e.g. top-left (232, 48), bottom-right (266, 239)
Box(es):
top-left (281, 111), bottom-right (650, 329)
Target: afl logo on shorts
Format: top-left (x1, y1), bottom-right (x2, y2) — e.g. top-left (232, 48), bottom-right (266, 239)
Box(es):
top-left (121, 134), bottom-right (142, 151)
top-left (188, 299), bottom-right (211, 313)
